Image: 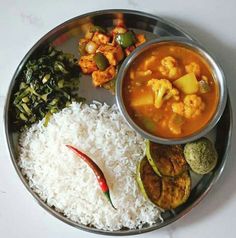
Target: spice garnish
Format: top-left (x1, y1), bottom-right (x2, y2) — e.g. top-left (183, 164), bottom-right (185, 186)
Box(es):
top-left (66, 145), bottom-right (116, 209)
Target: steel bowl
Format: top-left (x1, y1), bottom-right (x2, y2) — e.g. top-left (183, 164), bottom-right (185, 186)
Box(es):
top-left (116, 37), bottom-right (227, 144)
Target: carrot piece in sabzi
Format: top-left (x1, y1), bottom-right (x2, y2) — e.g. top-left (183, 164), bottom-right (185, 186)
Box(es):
top-left (66, 145), bottom-right (116, 209)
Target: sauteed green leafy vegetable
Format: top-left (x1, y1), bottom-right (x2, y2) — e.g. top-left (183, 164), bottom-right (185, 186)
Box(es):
top-left (12, 46), bottom-right (83, 129)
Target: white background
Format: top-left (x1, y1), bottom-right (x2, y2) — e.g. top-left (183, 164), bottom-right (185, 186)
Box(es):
top-left (0, 0), bottom-right (236, 237)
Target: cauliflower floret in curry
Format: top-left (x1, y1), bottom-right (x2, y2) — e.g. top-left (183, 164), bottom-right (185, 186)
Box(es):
top-left (185, 62), bottom-right (201, 77)
top-left (159, 56), bottom-right (181, 79)
top-left (171, 102), bottom-right (184, 115)
top-left (147, 78), bottom-right (180, 109)
top-left (172, 94), bottom-right (205, 119)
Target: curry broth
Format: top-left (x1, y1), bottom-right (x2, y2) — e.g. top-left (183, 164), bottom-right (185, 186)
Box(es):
top-left (123, 44), bottom-right (219, 138)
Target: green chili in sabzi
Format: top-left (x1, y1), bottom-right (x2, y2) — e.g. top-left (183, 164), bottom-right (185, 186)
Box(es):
top-left (66, 145), bottom-right (116, 209)
top-left (12, 46), bottom-right (84, 130)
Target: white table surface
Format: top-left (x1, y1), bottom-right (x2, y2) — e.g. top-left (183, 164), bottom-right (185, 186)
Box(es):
top-left (1, 0), bottom-right (236, 237)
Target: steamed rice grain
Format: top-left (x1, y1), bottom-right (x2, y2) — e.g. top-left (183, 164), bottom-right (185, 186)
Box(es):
top-left (18, 102), bottom-right (161, 231)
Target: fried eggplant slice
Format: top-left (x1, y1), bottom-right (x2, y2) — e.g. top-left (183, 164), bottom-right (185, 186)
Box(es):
top-left (137, 157), bottom-right (191, 210)
top-left (157, 171), bottom-right (191, 209)
top-left (137, 157), bottom-right (162, 202)
top-left (146, 140), bottom-right (188, 177)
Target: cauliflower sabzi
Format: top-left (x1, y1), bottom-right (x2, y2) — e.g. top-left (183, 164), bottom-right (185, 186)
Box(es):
top-left (123, 43), bottom-right (218, 138)
top-left (147, 79), bottom-right (180, 109)
top-left (159, 56), bottom-right (182, 79)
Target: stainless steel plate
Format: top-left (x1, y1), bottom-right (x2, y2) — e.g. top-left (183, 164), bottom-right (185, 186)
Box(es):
top-left (4, 9), bottom-right (232, 236)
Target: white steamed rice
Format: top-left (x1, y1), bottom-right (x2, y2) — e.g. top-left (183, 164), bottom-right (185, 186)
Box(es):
top-left (18, 102), bottom-right (161, 231)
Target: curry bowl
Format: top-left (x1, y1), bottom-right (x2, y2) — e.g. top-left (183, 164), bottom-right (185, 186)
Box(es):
top-left (116, 37), bottom-right (227, 144)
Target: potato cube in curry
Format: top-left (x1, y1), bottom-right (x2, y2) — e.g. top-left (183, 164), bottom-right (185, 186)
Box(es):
top-left (173, 73), bottom-right (199, 94)
top-left (131, 93), bottom-right (154, 107)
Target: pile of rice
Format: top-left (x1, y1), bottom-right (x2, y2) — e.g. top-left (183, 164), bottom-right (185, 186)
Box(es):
top-left (18, 102), bottom-right (161, 231)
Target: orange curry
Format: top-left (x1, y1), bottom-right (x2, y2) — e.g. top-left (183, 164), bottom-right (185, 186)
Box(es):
top-left (123, 43), bottom-right (219, 138)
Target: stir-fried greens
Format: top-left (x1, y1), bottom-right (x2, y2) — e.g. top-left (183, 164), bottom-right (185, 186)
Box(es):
top-left (12, 46), bottom-right (83, 129)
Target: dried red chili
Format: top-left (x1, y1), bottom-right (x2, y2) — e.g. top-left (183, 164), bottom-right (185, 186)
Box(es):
top-left (66, 145), bottom-right (116, 209)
